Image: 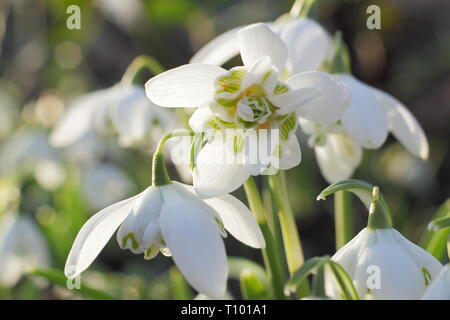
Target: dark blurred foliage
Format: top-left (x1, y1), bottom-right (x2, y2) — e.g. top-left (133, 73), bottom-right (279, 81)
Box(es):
top-left (0, 0), bottom-right (449, 298)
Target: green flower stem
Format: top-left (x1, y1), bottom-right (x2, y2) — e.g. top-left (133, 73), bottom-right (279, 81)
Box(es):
top-left (268, 172), bottom-right (305, 274)
top-left (244, 177), bottom-right (287, 300)
top-left (121, 55), bottom-right (165, 85)
top-left (152, 130), bottom-right (194, 187)
top-left (334, 190), bottom-right (353, 250)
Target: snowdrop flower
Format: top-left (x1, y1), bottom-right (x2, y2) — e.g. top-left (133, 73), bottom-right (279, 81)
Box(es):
top-left (81, 163), bottom-right (134, 210)
top-left (191, 17), bottom-right (333, 74)
top-left (146, 23), bottom-right (350, 197)
top-left (325, 187), bottom-right (442, 300)
top-left (50, 84), bottom-right (174, 150)
top-left (65, 141), bottom-right (265, 297)
top-left (301, 74), bottom-right (429, 183)
top-left (421, 264), bottom-right (450, 300)
top-left (0, 214), bottom-right (50, 287)
top-left (0, 128), bottom-right (65, 190)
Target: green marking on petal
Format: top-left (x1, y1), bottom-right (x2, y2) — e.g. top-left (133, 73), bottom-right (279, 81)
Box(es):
top-left (273, 83), bottom-right (289, 95)
top-left (122, 233), bottom-right (139, 250)
top-left (233, 133), bottom-right (244, 153)
top-left (279, 112), bottom-right (297, 142)
top-left (422, 267), bottom-right (432, 286)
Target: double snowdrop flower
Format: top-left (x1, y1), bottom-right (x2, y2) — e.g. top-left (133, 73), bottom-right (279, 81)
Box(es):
top-left (301, 74), bottom-right (429, 183)
top-left (65, 139), bottom-right (265, 297)
top-left (146, 23), bottom-right (350, 197)
top-left (50, 83), bottom-right (174, 150)
top-left (0, 214), bottom-right (50, 287)
top-left (324, 186), bottom-right (442, 300)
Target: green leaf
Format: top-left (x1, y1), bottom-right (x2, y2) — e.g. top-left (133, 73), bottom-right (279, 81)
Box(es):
top-left (228, 257), bottom-right (268, 287)
top-left (240, 271), bottom-right (271, 300)
top-left (327, 261), bottom-right (360, 300)
top-left (428, 216), bottom-right (450, 232)
top-left (284, 256), bottom-right (328, 296)
top-left (420, 199), bottom-right (450, 261)
top-left (317, 179), bottom-right (392, 226)
top-left (29, 268), bottom-right (116, 300)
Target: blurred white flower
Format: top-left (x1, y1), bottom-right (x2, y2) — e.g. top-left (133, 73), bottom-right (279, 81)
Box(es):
top-left (50, 84), bottom-right (174, 151)
top-left (421, 264), bottom-right (450, 300)
top-left (65, 181), bottom-right (265, 297)
top-left (326, 228), bottom-right (442, 299)
top-left (95, 0), bottom-right (142, 30)
top-left (190, 17), bottom-right (333, 74)
top-left (146, 23), bottom-right (349, 197)
top-left (301, 74), bottom-right (429, 183)
top-left (81, 163), bottom-right (134, 210)
top-left (0, 214), bottom-right (50, 287)
top-left (0, 128), bottom-right (65, 190)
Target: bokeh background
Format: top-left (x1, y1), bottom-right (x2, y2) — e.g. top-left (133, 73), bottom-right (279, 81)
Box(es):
top-left (0, 0), bottom-right (448, 299)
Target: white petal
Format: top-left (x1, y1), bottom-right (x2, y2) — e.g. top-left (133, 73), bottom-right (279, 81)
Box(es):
top-left (64, 193), bottom-right (140, 278)
top-left (314, 133), bottom-right (362, 183)
top-left (145, 64), bottom-right (226, 108)
top-left (204, 194), bottom-right (265, 248)
top-left (279, 18), bottom-right (333, 73)
top-left (117, 187), bottom-right (163, 253)
top-left (160, 183), bottom-right (227, 297)
top-left (238, 23), bottom-right (287, 71)
top-left (241, 56), bottom-right (278, 92)
top-left (50, 89), bottom-right (113, 147)
top-left (193, 135), bottom-right (250, 198)
top-left (188, 104), bottom-right (215, 132)
top-left (286, 71), bottom-right (350, 124)
top-left (190, 27), bottom-right (242, 65)
top-left (270, 87), bottom-right (321, 115)
top-left (275, 134), bottom-right (302, 170)
top-left (373, 88), bottom-right (429, 160)
top-left (422, 265), bottom-right (450, 300)
top-left (336, 74), bottom-right (388, 148)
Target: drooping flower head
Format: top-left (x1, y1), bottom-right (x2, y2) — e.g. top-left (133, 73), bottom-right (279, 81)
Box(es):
top-left (146, 23), bottom-right (350, 197)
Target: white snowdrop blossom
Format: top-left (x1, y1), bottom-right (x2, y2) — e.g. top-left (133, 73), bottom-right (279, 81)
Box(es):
top-left (326, 227), bottom-right (442, 300)
top-left (301, 74), bottom-right (429, 183)
top-left (65, 181), bottom-right (265, 297)
top-left (81, 163), bottom-right (134, 210)
top-left (421, 264), bottom-right (450, 300)
top-left (0, 128), bottom-right (65, 190)
top-left (0, 214), bottom-right (50, 287)
top-left (146, 23), bottom-right (350, 197)
top-left (50, 84), bottom-right (174, 150)
top-left (190, 17), bottom-right (333, 74)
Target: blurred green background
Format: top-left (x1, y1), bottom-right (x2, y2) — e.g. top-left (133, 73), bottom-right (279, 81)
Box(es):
top-left (0, 0), bottom-right (449, 299)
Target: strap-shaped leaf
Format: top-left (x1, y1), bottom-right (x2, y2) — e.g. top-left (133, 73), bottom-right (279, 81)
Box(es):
top-left (284, 256), bottom-right (328, 296)
top-left (420, 199), bottom-right (450, 261)
top-left (327, 260), bottom-right (360, 300)
top-left (29, 268), bottom-right (116, 300)
top-left (317, 179), bottom-right (392, 225)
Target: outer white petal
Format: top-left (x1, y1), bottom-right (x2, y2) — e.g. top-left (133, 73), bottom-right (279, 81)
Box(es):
top-left (273, 133), bottom-right (302, 170)
top-left (238, 23), bottom-right (287, 71)
top-left (314, 133), bottom-right (362, 183)
top-left (204, 194), bottom-right (265, 248)
top-left (286, 71), bottom-right (350, 124)
top-left (160, 183), bottom-right (227, 297)
top-left (64, 192), bottom-right (141, 278)
top-left (373, 88), bottom-right (429, 160)
top-left (190, 26), bottom-right (242, 65)
top-left (270, 87), bottom-right (321, 115)
top-left (117, 187), bottom-right (163, 254)
top-left (336, 74), bottom-right (388, 148)
top-left (50, 90), bottom-right (109, 147)
top-left (421, 264), bottom-right (450, 300)
top-left (145, 64), bottom-right (226, 108)
top-left (279, 18), bottom-right (333, 73)
top-left (188, 105), bottom-right (215, 132)
top-left (193, 136), bottom-right (250, 198)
